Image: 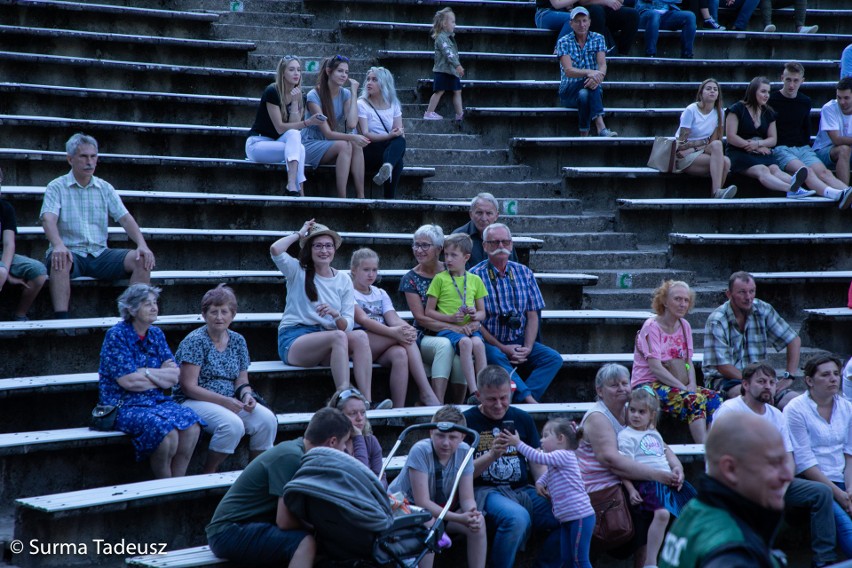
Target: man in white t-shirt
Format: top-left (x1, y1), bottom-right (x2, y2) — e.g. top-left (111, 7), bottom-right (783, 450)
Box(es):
top-left (813, 77), bottom-right (852, 185)
top-left (713, 361), bottom-right (837, 566)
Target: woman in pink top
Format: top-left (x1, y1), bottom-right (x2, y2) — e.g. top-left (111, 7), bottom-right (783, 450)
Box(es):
top-left (632, 280), bottom-right (720, 443)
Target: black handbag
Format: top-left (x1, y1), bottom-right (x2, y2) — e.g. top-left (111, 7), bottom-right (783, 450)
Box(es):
top-left (90, 402), bottom-right (122, 431)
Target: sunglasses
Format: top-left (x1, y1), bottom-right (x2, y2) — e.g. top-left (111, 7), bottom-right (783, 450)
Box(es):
top-left (333, 54), bottom-right (350, 63)
top-left (339, 388), bottom-right (365, 403)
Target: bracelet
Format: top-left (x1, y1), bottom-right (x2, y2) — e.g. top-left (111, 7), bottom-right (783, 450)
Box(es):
top-left (234, 383), bottom-right (253, 400)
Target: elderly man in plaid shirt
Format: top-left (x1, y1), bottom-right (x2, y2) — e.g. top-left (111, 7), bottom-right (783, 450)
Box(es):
top-left (471, 223), bottom-right (562, 404)
top-left (555, 6), bottom-right (618, 137)
top-left (703, 271), bottom-right (801, 408)
top-left (41, 133), bottom-right (155, 319)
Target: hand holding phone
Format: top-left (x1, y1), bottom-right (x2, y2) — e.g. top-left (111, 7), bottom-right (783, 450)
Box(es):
top-left (502, 420), bottom-right (515, 434)
top-left (315, 113), bottom-right (328, 122)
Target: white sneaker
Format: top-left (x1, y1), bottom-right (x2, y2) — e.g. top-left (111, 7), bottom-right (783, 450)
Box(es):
top-left (763, 24), bottom-right (776, 33)
top-left (423, 111), bottom-right (443, 120)
top-left (798, 25), bottom-right (819, 34)
top-left (372, 162), bottom-right (393, 185)
top-left (839, 187), bottom-right (852, 210)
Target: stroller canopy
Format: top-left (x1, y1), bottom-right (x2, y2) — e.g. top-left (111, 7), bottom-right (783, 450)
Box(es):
top-left (284, 446), bottom-right (394, 535)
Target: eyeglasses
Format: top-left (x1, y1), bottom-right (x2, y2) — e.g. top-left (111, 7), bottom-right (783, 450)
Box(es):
top-left (283, 54), bottom-right (298, 61)
top-left (312, 243), bottom-right (335, 251)
top-left (412, 242), bottom-right (434, 250)
top-left (484, 239), bottom-right (512, 246)
top-left (333, 54), bottom-right (350, 63)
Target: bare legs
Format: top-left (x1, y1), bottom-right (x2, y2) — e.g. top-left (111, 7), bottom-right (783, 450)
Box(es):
top-left (682, 140), bottom-right (731, 194)
top-left (319, 140), bottom-right (365, 198)
top-left (150, 424), bottom-right (201, 479)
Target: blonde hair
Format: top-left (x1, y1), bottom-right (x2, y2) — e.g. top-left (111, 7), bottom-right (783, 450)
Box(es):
top-left (628, 387), bottom-right (660, 426)
top-left (651, 280), bottom-right (695, 316)
top-left (350, 247), bottom-right (379, 272)
top-left (431, 7), bottom-right (454, 39)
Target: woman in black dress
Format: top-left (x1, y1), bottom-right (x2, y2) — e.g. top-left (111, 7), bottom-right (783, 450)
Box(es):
top-left (725, 76), bottom-right (812, 198)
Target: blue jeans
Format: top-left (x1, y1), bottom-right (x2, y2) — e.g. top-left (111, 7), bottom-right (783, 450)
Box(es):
top-left (842, 44), bottom-right (852, 79)
top-left (561, 514), bottom-right (595, 568)
top-left (784, 478), bottom-right (837, 565)
top-left (833, 482), bottom-right (852, 557)
top-left (535, 8), bottom-right (573, 39)
top-left (484, 341), bottom-right (562, 402)
top-left (483, 486), bottom-right (560, 568)
top-left (639, 8), bottom-right (696, 57)
top-left (559, 81), bottom-right (604, 134)
top-left (727, 0), bottom-right (760, 30)
top-left (208, 522), bottom-right (309, 564)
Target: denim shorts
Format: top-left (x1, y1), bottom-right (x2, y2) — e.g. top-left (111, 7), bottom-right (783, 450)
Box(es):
top-left (773, 145), bottom-right (823, 171)
top-left (437, 329), bottom-right (483, 355)
top-left (10, 254), bottom-right (47, 281)
top-left (45, 248), bottom-right (131, 280)
top-left (277, 324), bottom-right (324, 364)
top-left (815, 145), bottom-right (837, 169)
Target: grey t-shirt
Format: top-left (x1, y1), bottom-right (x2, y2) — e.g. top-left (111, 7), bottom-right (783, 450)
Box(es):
top-left (388, 438), bottom-right (472, 505)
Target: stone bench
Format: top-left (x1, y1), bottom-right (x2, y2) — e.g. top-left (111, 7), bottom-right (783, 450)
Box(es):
top-left (9, 0), bottom-right (219, 22)
top-left (801, 307), bottom-right (852, 355)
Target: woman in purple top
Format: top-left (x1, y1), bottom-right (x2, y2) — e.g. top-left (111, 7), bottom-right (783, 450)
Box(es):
top-left (632, 280), bottom-right (720, 442)
top-left (328, 387), bottom-right (387, 488)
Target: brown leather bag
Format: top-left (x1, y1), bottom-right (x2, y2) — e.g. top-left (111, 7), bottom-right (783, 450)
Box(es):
top-left (589, 483), bottom-right (634, 548)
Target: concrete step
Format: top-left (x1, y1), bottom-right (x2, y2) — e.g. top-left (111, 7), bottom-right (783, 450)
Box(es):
top-left (427, 164), bottom-right (534, 181)
top-left (405, 147), bottom-right (510, 166)
top-left (583, 286), bottom-right (727, 311)
top-left (497, 215), bottom-right (613, 233)
top-left (513, 136), bottom-right (658, 171)
top-left (577, 268), bottom-right (697, 289)
top-left (212, 9), bottom-right (319, 28)
top-left (531, 231), bottom-right (637, 251)
top-left (418, 179), bottom-right (564, 200)
top-left (213, 25), bottom-right (335, 43)
top-left (530, 248), bottom-right (669, 271)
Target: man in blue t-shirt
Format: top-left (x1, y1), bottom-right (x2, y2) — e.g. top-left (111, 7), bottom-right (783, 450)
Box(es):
top-left (463, 366), bottom-right (559, 568)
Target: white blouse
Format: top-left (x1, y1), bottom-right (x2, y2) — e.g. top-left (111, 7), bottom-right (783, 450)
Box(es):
top-left (784, 391), bottom-right (852, 483)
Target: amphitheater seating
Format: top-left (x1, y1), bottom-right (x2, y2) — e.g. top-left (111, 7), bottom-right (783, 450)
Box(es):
top-left (3, 0), bottom-right (851, 564)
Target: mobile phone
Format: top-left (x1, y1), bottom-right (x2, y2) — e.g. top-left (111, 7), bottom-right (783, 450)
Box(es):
top-left (315, 113), bottom-right (328, 122)
top-left (502, 420), bottom-right (515, 434)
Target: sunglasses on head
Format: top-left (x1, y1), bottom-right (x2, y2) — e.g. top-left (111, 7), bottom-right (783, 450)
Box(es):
top-left (333, 54), bottom-right (350, 63)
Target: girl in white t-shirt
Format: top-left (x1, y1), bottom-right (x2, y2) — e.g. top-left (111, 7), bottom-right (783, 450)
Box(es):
top-left (618, 387), bottom-right (696, 568)
top-left (351, 248), bottom-right (441, 407)
top-left (358, 67), bottom-right (406, 199)
top-left (674, 78), bottom-right (737, 199)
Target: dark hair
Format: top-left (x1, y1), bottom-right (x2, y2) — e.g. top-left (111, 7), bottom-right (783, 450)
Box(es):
top-left (544, 418), bottom-right (582, 450)
top-left (316, 55), bottom-right (349, 132)
top-left (695, 78), bottom-right (724, 140)
top-left (304, 407), bottom-right (352, 445)
top-left (783, 61), bottom-right (805, 76)
top-left (432, 404), bottom-right (466, 426)
top-left (727, 271), bottom-right (754, 291)
top-left (297, 234), bottom-right (328, 302)
top-left (804, 354), bottom-right (842, 384)
top-left (476, 365), bottom-right (511, 391)
top-left (838, 77), bottom-right (852, 92)
top-left (201, 284), bottom-right (238, 316)
top-left (742, 76), bottom-right (772, 113)
top-left (742, 361), bottom-right (776, 383)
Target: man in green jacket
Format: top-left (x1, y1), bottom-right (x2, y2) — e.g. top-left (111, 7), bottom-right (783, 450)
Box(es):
top-left (659, 412), bottom-right (792, 568)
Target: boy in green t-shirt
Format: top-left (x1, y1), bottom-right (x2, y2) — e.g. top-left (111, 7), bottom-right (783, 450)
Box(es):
top-left (425, 233), bottom-right (488, 399)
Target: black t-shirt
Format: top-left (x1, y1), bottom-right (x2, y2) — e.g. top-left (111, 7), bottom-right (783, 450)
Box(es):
top-left (249, 83), bottom-right (287, 139)
top-left (768, 89), bottom-right (812, 148)
top-left (463, 405), bottom-right (540, 489)
top-left (0, 199), bottom-right (17, 255)
top-left (727, 101), bottom-right (777, 141)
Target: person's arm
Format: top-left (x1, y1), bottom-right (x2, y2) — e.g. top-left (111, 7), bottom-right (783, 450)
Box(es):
top-left (584, 412), bottom-right (677, 483)
top-left (410, 468), bottom-right (466, 523)
top-left (276, 497), bottom-right (305, 530)
top-left (622, 478), bottom-right (642, 505)
top-left (425, 294), bottom-right (459, 324)
top-left (472, 433), bottom-right (509, 478)
top-left (0, 228), bottom-right (13, 289)
top-left (382, 309), bottom-right (417, 345)
top-left (117, 213), bottom-right (155, 271)
top-left (306, 99), bottom-right (370, 146)
top-left (116, 365), bottom-right (178, 392)
top-left (724, 110), bottom-right (752, 151)
top-left (403, 291), bottom-right (454, 334)
top-left (705, 317), bottom-right (742, 380)
top-left (41, 212), bottom-right (73, 273)
top-left (759, 121), bottom-right (778, 151)
top-left (271, 219), bottom-right (313, 257)
top-left (344, 80), bottom-right (361, 131)
top-left (560, 53), bottom-right (602, 81)
top-left (354, 304), bottom-right (409, 343)
top-left (177, 362), bottom-right (245, 412)
top-left (368, 436), bottom-right (388, 488)
top-left (785, 336), bottom-right (801, 375)
top-left (827, 129), bottom-right (852, 146)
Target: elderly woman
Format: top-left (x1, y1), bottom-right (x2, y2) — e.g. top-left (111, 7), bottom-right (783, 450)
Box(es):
top-left (271, 219), bottom-right (389, 408)
top-left (400, 224), bottom-right (467, 404)
top-left (632, 280), bottom-right (721, 443)
top-left (174, 285), bottom-right (277, 474)
top-left (357, 66), bottom-right (406, 199)
top-left (576, 364), bottom-right (681, 558)
top-left (98, 284), bottom-right (202, 478)
top-left (556, 7), bottom-right (617, 137)
top-left (784, 355), bottom-right (852, 556)
top-left (328, 387), bottom-right (387, 487)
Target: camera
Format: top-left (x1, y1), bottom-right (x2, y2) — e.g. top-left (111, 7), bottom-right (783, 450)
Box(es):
top-left (500, 311), bottom-right (522, 330)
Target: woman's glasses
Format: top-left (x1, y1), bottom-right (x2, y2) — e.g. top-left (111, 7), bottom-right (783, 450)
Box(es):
top-left (412, 242), bottom-right (434, 250)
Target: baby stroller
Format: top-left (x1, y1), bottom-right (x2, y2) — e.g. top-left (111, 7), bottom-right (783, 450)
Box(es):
top-left (283, 421), bottom-right (479, 567)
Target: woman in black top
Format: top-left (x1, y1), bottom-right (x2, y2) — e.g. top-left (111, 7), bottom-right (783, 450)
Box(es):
top-left (246, 56), bottom-right (322, 196)
top-left (725, 76), bottom-right (812, 198)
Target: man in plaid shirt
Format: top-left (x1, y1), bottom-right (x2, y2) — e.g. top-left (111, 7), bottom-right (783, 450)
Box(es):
top-left (703, 271), bottom-right (801, 408)
top-left (40, 133), bottom-right (155, 319)
top-left (471, 223), bottom-right (562, 403)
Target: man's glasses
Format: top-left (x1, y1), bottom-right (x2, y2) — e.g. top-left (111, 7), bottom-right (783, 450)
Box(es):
top-left (312, 243), bottom-right (335, 250)
top-left (412, 242), bottom-right (434, 250)
top-left (484, 239), bottom-right (512, 246)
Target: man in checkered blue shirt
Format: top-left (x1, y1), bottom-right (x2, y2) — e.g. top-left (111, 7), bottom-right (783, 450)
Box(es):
top-left (471, 223), bottom-right (562, 403)
top-left (703, 271), bottom-right (801, 408)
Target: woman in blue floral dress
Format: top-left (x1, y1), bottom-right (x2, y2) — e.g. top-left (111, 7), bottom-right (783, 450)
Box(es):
top-left (98, 284), bottom-right (203, 478)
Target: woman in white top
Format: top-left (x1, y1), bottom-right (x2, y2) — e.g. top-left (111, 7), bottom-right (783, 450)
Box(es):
top-left (302, 56), bottom-right (371, 198)
top-left (674, 78), bottom-right (737, 199)
top-left (358, 67), bottom-right (406, 199)
top-left (784, 354), bottom-right (852, 556)
top-left (270, 219), bottom-right (388, 408)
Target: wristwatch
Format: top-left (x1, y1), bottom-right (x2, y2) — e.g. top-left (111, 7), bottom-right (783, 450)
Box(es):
top-left (781, 371), bottom-right (793, 380)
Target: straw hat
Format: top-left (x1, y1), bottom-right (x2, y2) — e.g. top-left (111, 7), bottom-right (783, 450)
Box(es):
top-left (299, 223), bottom-right (343, 249)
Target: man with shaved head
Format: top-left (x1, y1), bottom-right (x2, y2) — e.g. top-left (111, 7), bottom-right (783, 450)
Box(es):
top-left (659, 413), bottom-right (792, 567)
